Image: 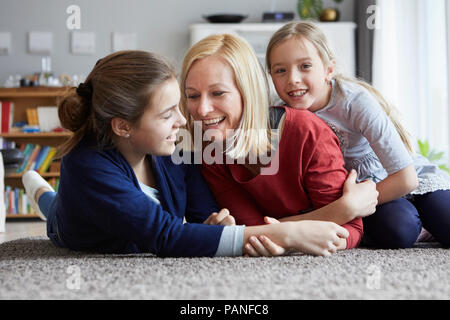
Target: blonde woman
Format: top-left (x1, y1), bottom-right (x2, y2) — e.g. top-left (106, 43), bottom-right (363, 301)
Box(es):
top-left (180, 33), bottom-right (379, 254)
top-left (266, 21), bottom-right (450, 248)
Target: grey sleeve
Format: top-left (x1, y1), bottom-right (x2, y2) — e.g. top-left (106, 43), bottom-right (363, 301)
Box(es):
top-left (214, 225), bottom-right (245, 257)
top-left (349, 91), bottom-right (413, 174)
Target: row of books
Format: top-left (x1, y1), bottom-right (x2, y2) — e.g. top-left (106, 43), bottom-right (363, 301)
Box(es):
top-left (16, 143), bottom-right (57, 174)
top-left (0, 100), bottom-right (61, 133)
top-left (5, 178), bottom-right (60, 215)
top-left (23, 106), bottom-right (61, 133)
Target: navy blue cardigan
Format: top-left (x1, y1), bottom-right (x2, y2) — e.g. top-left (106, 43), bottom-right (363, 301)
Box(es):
top-left (54, 138), bottom-right (224, 256)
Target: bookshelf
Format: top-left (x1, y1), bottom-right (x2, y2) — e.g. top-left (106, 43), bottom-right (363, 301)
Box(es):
top-left (0, 87), bottom-right (71, 219)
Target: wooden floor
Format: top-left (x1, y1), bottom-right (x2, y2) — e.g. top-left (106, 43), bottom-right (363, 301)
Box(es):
top-left (0, 220), bottom-right (46, 244)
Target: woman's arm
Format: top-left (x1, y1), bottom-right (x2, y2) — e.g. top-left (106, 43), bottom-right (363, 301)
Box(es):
top-left (260, 110), bottom-right (376, 250)
top-left (270, 169), bottom-right (371, 250)
top-left (276, 169), bottom-right (378, 225)
top-left (375, 164), bottom-right (418, 205)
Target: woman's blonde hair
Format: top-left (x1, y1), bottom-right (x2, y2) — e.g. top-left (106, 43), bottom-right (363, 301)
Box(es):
top-left (180, 33), bottom-right (273, 159)
top-left (266, 21), bottom-right (414, 154)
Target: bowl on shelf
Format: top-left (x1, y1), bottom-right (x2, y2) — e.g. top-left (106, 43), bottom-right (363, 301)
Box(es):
top-left (203, 14), bottom-right (248, 23)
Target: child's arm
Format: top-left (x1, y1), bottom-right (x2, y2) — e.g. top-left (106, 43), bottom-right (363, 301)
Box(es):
top-left (349, 89), bottom-right (417, 203)
top-left (276, 169), bottom-right (377, 225)
top-left (243, 220), bottom-right (350, 257)
top-left (246, 217), bottom-right (351, 255)
top-left (375, 164), bottom-right (418, 205)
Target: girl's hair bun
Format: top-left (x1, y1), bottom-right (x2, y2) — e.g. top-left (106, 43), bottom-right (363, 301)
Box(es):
top-left (58, 89), bottom-right (91, 132)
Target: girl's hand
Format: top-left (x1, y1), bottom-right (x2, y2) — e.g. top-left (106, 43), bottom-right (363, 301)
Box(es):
top-left (243, 220), bottom-right (349, 257)
top-left (287, 220), bottom-right (349, 257)
top-left (342, 169), bottom-right (378, 219)
top-left (203, 208), bottom-right (236, 226)
top-left (244, 235), bottom-right (286, 257)
top-left (264, 216), bottom-right (280, 225)
top-left (244, 216), bottom-right (286, 257)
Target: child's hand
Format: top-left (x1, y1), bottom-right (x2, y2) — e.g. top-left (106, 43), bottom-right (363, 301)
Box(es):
top-left (244, 217), bottom-right (286, 257)
top-left (264, 216), bottom-right (280, 224)
top-left (244, 235), bottom-right (286, 257)
top-left (203, 208), bottom-right (236, 226)
top-left (342, 169), bottom-right (378, 219)
top-left (286, 220), bottom-right (349, 257)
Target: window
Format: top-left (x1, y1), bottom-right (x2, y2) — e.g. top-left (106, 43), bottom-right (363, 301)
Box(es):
top-left (373, 0), bottom-right (449, 164)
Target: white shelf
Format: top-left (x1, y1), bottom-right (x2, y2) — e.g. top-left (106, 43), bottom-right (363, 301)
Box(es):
top-left (190, 22), bottom-right (357, 76)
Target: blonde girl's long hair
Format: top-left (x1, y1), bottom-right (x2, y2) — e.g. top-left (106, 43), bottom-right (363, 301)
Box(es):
top-left (266, 21), bottom-right (414, 154)
top-left (180, 33), bottom-right (274, 159)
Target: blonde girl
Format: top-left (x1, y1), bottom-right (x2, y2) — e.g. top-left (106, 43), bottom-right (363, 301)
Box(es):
top-left (266, 21), bottom-right (450, 248)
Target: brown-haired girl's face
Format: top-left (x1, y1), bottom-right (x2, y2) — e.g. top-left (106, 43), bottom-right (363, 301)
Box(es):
top-left (270, 37), bottom-right (333, 112)
top-left (128, 78), bottom-right (186, 156)
top-left (184, 55), bottom-right (243, 142)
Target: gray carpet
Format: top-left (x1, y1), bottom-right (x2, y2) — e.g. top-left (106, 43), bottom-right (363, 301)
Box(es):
top-left (0, 236), bottom-right (449, 300)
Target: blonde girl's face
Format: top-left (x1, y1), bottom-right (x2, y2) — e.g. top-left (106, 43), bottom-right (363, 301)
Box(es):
top-left (128, 78), bottom-right (186, 156)
top-left (184, 54), bottom-right (243, 142)
top-left (269, 37), bottom-right (334, 112)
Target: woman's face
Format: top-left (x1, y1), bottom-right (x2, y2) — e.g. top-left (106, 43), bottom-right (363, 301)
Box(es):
top-left (184, 54), bottom-right (243, 141)
top-left (129, 77), bottom-right (186, 156)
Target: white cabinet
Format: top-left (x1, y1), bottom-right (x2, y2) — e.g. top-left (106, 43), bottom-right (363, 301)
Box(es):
top-left (190, 22), bottom-right (357, 77)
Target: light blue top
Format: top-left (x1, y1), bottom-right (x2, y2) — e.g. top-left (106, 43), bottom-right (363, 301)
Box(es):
top-left (139, 180), bottom-right (244, 256)
top-left (314, 78), bottom-right (450, 195)
top-left (138, 182), bottom-right (161, 205)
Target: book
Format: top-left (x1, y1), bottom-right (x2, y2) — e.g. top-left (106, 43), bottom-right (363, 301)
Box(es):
top-left (25, 144), bottom-right (41, 171)
top-left (26, 108), bottom-right (39, 126)
top-left (37, 106), bottom-right (60, 132)
top-left (16, 143), bottom-right (34, 173)
top-left (1, 101), bottom-right (14, 133)
top-left (4, 186), bottom-right (34, 214)
top-left (33, 145), bottom-right (51, 171)
top-left (38, 147), bottom-right (57, 174)
top-left (14, 188), bottom-right (19, 214)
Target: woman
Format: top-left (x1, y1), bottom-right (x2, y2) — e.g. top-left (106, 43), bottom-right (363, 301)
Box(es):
top-left (179, 34), bottom-right (379, 255)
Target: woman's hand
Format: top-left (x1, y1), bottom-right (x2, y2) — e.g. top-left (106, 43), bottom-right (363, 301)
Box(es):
top-left (342, 169), bottom-right (378, 219)
top-left (203, 208), bottom-right (236, 226)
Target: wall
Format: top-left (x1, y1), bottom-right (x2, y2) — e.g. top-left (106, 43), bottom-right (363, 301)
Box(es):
top-left (0, 0), bottom-right (354, 84)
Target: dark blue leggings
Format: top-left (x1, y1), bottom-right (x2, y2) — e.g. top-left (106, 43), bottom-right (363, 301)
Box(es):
top-left (362, 190), bottom-right (450, 248)
top-left (38, 191), bottom-right (64, 247)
